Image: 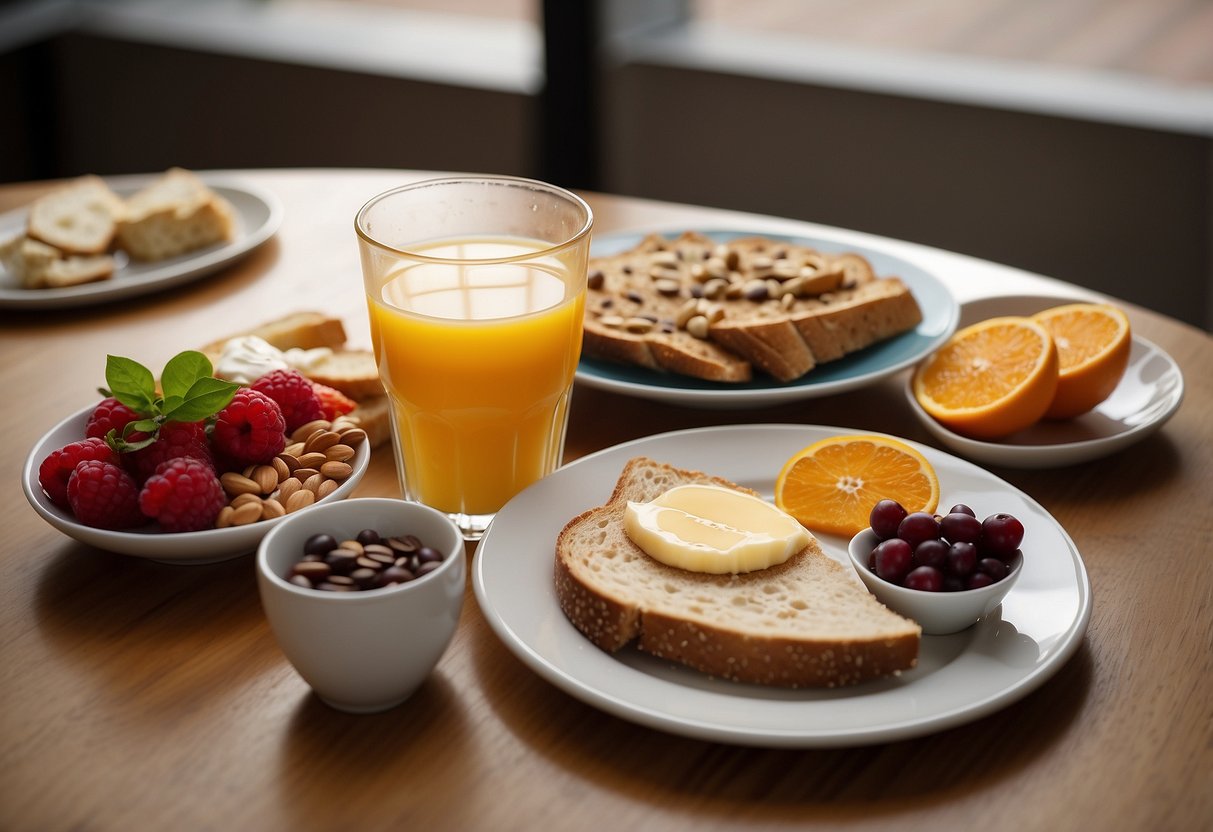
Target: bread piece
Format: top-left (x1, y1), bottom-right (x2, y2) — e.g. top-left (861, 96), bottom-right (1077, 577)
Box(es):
top-left (199, 312), bottom-right (350, 362)
top-left (305, 350), bottom-right (383, 401)
top-left (116, 168), bottom-right (235, 261)
top-left (0, 234), bottom-right (114, 289)
top-left (555, 457), bottom-right (921, 688)
top-left (26, 175), bottom-right (125, 255)
top-left (584, 232), bottom-right (922, 383)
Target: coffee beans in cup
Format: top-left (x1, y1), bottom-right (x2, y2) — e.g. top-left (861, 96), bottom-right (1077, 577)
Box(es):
top-left (288, 528), bottom-right (448, 591)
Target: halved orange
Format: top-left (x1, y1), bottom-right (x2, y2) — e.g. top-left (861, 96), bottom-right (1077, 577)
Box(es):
top-left (774, 435), bottom-right (939, 537)
top-left (1031, 303), bottom-right (1131, 419)
top-left (912, 316), bottom-right (1059, 439)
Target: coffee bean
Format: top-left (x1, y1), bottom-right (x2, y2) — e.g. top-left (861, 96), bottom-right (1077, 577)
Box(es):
top-left (290, 528), bottom-right (447, 592)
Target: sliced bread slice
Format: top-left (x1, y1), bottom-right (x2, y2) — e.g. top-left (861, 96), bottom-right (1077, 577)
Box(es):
top-left (26, 175), bottom-right (125, 255)
top-left (0, 234), bottom-right (115, 289)
top-left (554, 457), bottom-right (921, 688)
top-left (116, 168), bottom-right (235, 261)
top-left (583, 231), bottom-right (922, 383)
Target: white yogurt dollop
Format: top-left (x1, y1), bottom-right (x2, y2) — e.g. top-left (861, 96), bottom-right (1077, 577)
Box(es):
top-left (215, 336), bottom-right (332, 384)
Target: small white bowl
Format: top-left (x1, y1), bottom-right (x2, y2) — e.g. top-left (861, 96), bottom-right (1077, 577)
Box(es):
top-left (848, 528), bottom-right (1022, 635)
top-left (257, 497), bottom-right (465, 713)
top-left (22, 403), bottom-right (370, 564)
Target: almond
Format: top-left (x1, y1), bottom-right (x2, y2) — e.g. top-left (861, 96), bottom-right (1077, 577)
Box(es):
top-left (320, 460), bottom-right (353, 480)
top-left (285, 489), bottom-right (315, 513)
top-left (325, 444), bottom-right (355, 463)
top-left (303, 430), bottom-right (342, 454)
top-left (220, 472), bottom-right (261, 497)
top-left (261, 499), bottom-right (286, 520)
top-left (216, 505), bottom-right (236, 529)
top-left (316, 479), bottom-right (339, 500)
top-left (231, 501), bottom-right (263, 526)
top-left (291, 420), bottom-right (331, 443)
top-left (277, 477), bottom-right (302, 505)
top-left (296, 452), bottom-right (328, 469)
top-left (251, 465), bottom-right (279, 494)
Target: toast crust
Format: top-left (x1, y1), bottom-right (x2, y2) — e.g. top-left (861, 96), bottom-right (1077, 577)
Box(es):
top-left (554, 457), bottom-right (920, 688)
top-left (583, 232), bottom-right (922, 383)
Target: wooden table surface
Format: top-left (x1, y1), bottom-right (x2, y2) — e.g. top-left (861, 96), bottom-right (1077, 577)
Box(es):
top-left (1, 169), bottom-right (1209, 831)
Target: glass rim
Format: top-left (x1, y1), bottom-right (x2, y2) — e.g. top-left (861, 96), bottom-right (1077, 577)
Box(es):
top-left (354, 175), bottom-right (594, 265)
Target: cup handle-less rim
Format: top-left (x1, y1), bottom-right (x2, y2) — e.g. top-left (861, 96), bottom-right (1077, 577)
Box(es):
top-left (354, 175), bottom-right (594, 263)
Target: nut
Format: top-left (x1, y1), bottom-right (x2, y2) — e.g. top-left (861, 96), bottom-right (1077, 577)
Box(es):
top-left (261, 499), bottom-right (286, 520)
top-left (320, 460), bottom-right (353, 480)
top-left (282, 442), bottom-right (306, 459)
top-left (231, 501), bottom-right (263, 526)
top-left (272, 455), bottom-right (294, 480)
top-left (325, 444), bottom-right (355, 463)
top-left (230, 492), bottom-right (262, 509)
top-left (291, 420), bottom-right (331, 443)
top-left (285, 489), bottom-right (315, 513)
top-left (599, 315), bottom-right (624, 328)
top-left (316, 479), bottom-right (339, 500)
top-left (295, 451), bottom-right (328, 469)
top-left (304, 430), bottom-right (342, 454)
top-left (674, 299), bottom-right (699, 328)
top-left (251, 465), bottom-right (279, 494)
top-left (216, 506), bottom-right (236, 529)
top-left (623, 316), bottom-right (654, 334)
top-left (303, 472), bottom-right (326, 494)
top-left (685, 315), bottom-right (710, 339)
top-left (337, 428), bottom-right (367, 448)
top-left (277, 477), bottom-right (302, 505)
top-left (220, 472), bottom-right (261, 497)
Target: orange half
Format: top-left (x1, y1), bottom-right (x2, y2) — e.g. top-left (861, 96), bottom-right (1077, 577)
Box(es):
top-left (775, 435), bottom-right (939, 537)
top-left (912, 316), bottom-right (1059, 439)
top-left (1031, 303), bottom-right (1131, 419)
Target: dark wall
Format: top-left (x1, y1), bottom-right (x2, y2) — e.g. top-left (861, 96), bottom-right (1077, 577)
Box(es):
top-left (5, 33), bottom-right (536, 181)
top-left (602, 64), bottom-right (1212, 330)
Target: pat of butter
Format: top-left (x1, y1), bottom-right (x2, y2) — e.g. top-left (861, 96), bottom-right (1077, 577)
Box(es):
top-left (624, 484), bottom-right (810, 574)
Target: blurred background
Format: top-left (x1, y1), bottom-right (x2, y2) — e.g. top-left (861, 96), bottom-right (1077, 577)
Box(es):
top-left (1, 0), bottom-right (1210, 330)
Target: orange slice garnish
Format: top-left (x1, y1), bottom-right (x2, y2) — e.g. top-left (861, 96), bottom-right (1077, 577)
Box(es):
top-left (775, 435), bottom-right (939, 537)
top-left (912, 316), bottom-right (1059, 439)
top-left (1031, 303), bottom-right (1131, 419)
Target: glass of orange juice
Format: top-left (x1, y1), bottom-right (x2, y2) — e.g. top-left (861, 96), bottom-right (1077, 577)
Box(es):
top-left (355, 177), bottom-right (593, 539)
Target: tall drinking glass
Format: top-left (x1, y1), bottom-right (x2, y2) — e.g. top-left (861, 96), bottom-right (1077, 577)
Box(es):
top-left (355, 176), bottom-right (593, 539)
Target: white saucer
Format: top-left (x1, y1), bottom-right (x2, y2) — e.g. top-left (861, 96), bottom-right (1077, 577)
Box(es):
top-left (906, 295), bottom-right (1184, 469)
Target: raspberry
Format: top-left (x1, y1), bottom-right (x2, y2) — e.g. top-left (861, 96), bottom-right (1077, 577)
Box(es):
top-left (139, 457), bottom-right (227, 532)
top-left (125, 420), bottom-right (214, 484)
top-left (252, 369), bottom-right (324, 433)
top-left (38, 438), bottom-right (119, 507)
top-left (66, 460), bottom-right (145, 529)
top-left (211, 388), bottom-right (286, 465)
top-left (312, 382), bottom-right (357, 421)
top-left (85, 397), bottom-right (143, 441)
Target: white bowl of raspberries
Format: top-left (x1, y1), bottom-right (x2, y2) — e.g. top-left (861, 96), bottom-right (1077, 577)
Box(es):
top-left (848, 499), bottom-right (1024, 635)
top-left (22, 351), bottom-right (371, 564)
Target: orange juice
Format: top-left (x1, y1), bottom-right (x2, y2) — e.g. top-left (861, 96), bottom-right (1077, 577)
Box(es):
top-left (366, 236), bottom-right (585, 517)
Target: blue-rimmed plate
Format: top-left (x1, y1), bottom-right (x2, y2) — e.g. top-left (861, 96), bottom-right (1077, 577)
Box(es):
top-left (575, 229), bottom-right (958, 409)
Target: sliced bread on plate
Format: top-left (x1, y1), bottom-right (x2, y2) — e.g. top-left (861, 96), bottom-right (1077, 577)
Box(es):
top-left (554, 456), bottom-right (921, 687)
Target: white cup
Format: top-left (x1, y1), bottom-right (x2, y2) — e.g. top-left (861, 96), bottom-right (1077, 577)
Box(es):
top-left (257, 498), bottom-right (465, 713)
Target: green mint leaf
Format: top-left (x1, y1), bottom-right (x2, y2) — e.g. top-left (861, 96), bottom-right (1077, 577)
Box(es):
top-left (162, 376), bottom-right (240, 423)
top-left (161, 351), bottom-right (215, 400)
top-left (105, 355), bottom-right (157, 413)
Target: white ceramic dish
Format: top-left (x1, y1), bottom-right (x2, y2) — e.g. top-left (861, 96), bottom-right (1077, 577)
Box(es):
top-left (574, 228), bottom-right (958, 409)
top-left (473, 424), bottom-right (1090, 748)
top-left (906, 295), bottom-right (1185, 469)
top-left (22, 404), bottom-right (370, 565)
top-left (258, 498), bottom-right (465, 713)
top-left (848, 528), bottom-right (1023, 635)
top-left (0, 173), bottom-right (282, 310)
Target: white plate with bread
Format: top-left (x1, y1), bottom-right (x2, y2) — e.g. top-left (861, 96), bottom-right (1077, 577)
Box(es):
top-left (575, 229), bottom-right (958, 409)
top-left (473, 424), bottom-right (1090, 748)
top-left (0, 170), bottom-right (282, 310)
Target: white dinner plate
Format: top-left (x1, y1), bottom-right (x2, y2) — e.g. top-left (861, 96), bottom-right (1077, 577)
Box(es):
top-left (0, 173), bottom-right (282, 310)
top-left (22, 404), bottom-right (370, 565)
top-left (905, 295), bottom-right (1185, 469)
top-left (473, 424), bottom-right (1091, 748)
top-left (574, 228), bottom-right (958, 409)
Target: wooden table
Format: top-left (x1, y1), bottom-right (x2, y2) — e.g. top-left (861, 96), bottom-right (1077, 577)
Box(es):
top-left (2, 170), bottom-right (1209, 831)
